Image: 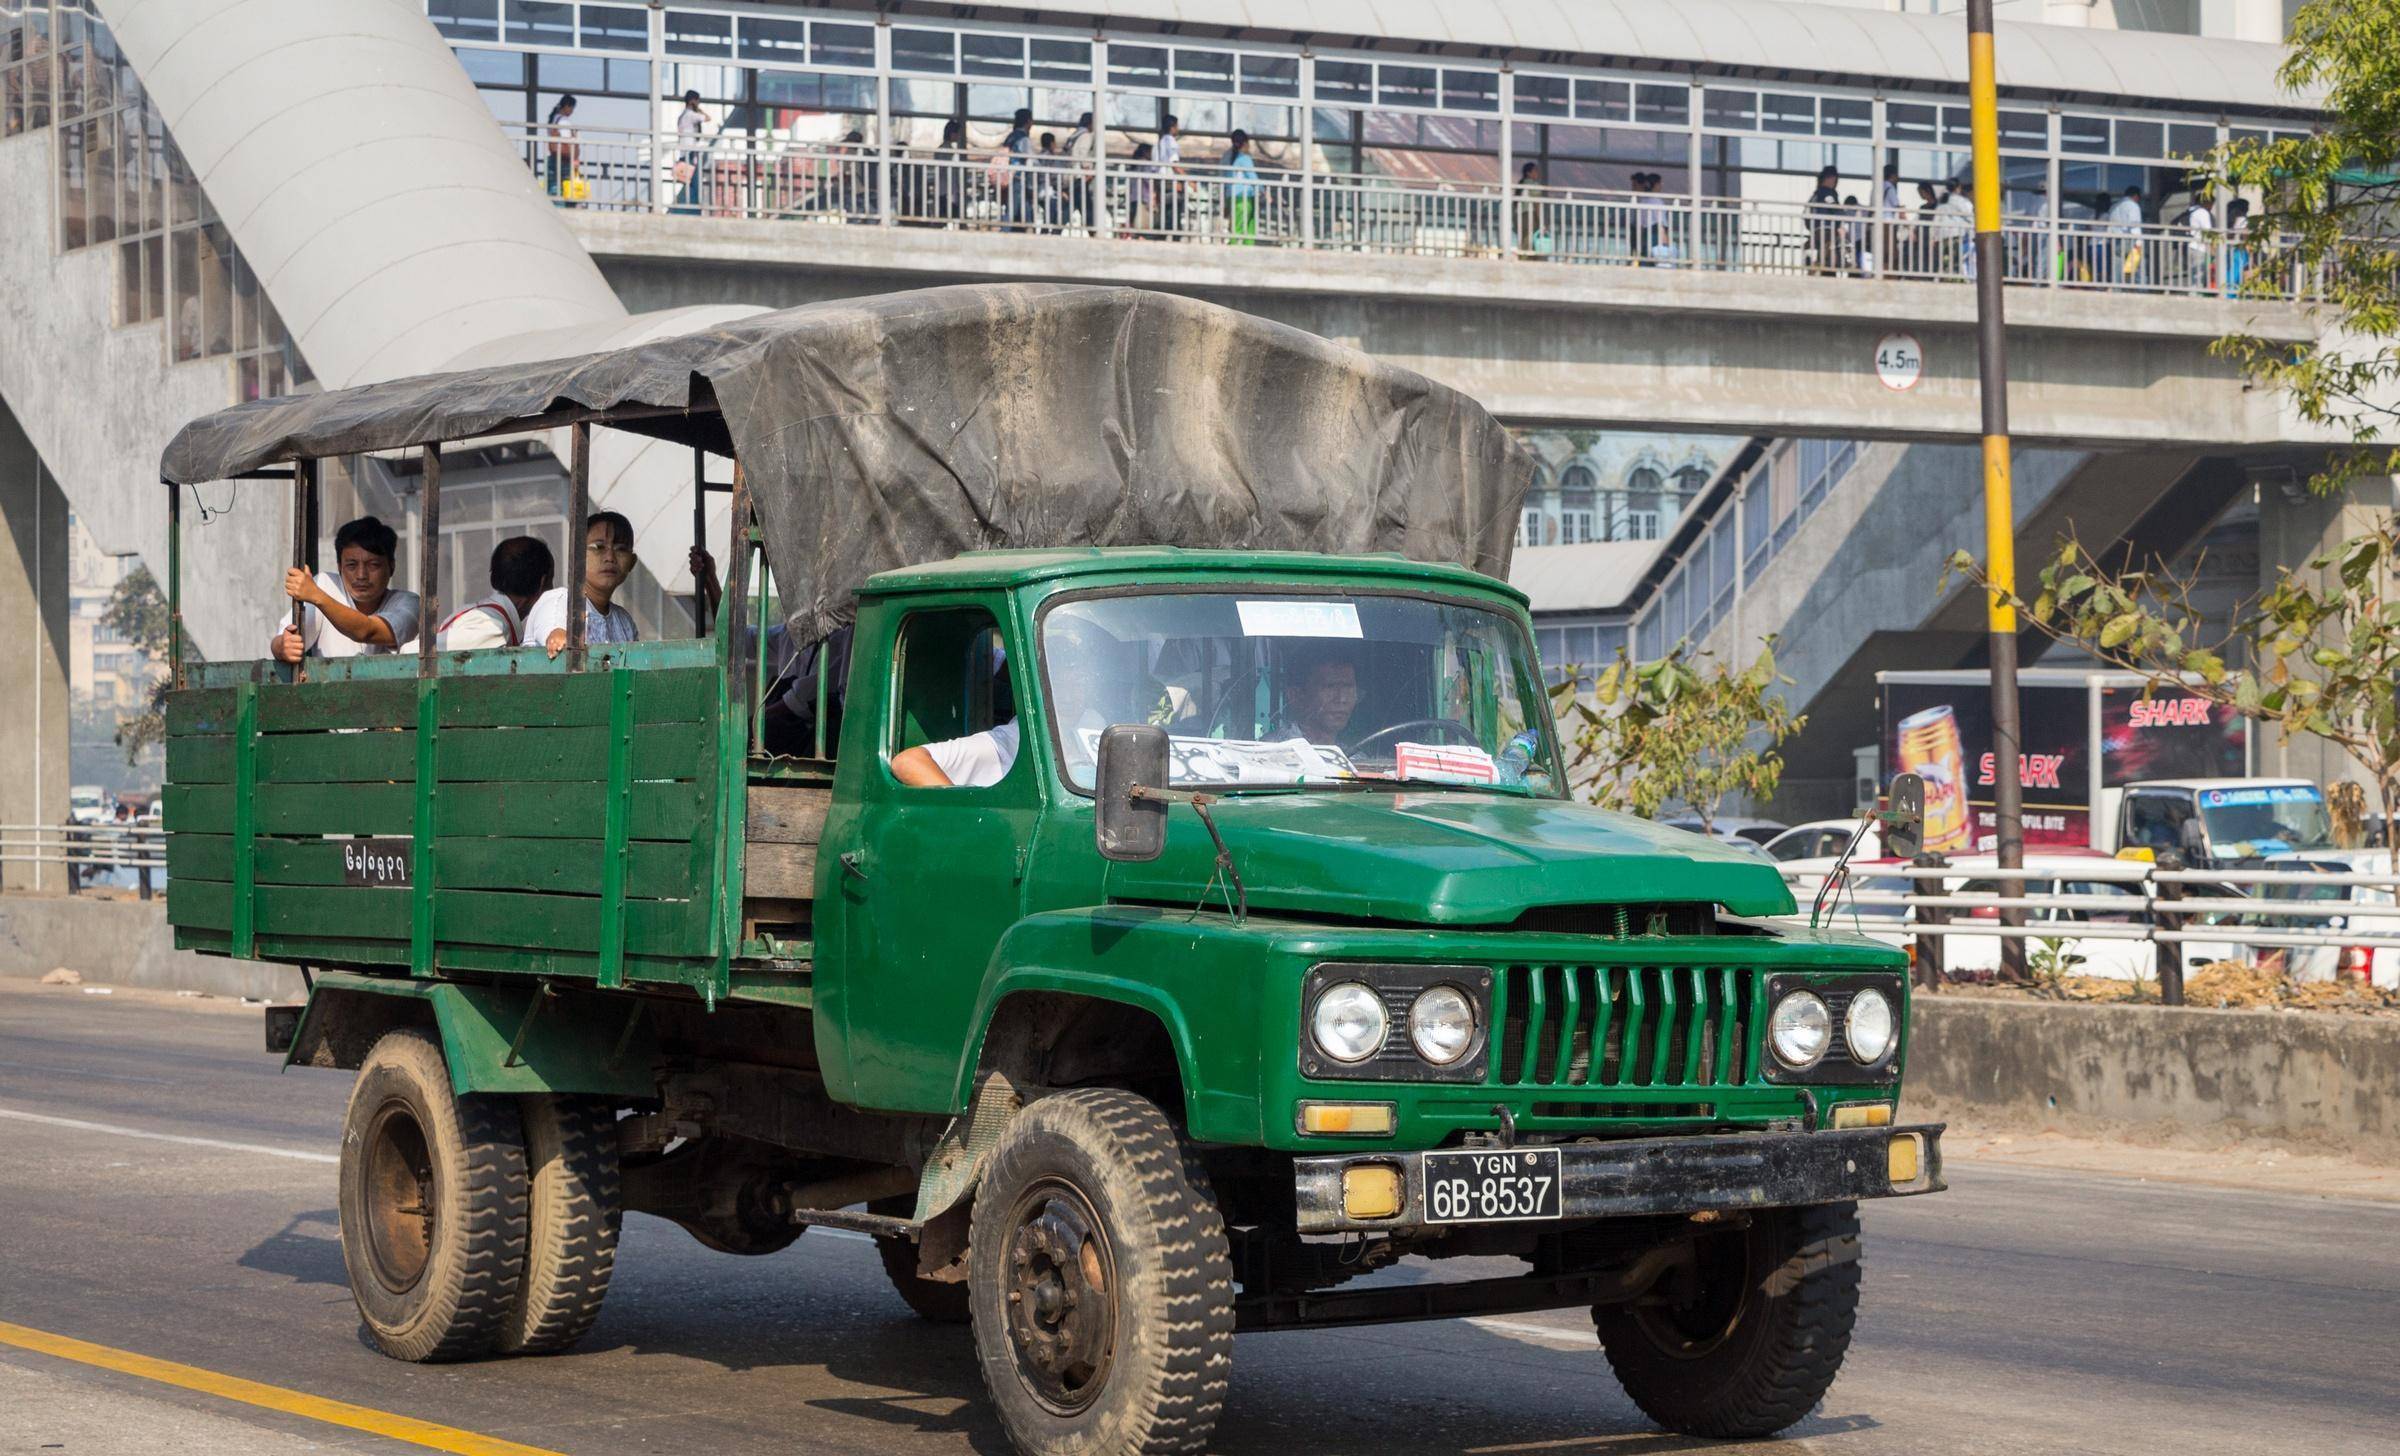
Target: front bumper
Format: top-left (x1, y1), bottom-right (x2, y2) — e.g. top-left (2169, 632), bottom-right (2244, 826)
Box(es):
top-left (1293, 1124), bottom-right (1943, 1234)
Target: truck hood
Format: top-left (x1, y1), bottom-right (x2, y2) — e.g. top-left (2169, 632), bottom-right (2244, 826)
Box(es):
top-left (1105, 790), bottom-right (1797, 923)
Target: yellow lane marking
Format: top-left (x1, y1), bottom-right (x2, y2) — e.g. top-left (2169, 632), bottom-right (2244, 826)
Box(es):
top-left (0, 1321), bottom-right (568, 1456)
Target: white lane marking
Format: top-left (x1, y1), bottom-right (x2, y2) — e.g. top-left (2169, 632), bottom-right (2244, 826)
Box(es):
top-left (1465, 1316), bottom-right (1594, 1346)
top-left (0, 1107), bottom-right (337, 1164)
top-left (816, 1229), bottom-right (872, 1243)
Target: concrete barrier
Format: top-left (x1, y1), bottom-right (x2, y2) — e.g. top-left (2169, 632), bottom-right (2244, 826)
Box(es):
top-left (1907, 995), bottom-right (2400, 1159)
top-left (0, 894), bottom-right (300, 1001)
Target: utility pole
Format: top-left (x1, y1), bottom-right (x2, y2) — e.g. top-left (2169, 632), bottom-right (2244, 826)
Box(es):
top-left (1966, 0), bottom-right (2027, 979)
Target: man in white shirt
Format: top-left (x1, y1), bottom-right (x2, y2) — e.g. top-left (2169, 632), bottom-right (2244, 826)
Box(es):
top-left (270, 515), bottom-right (421, 661)
top-left (894, 719), bottom-right (1021, 788)
top-left (2105, 184), bottom-right (2145, 282)
top-left (2184, 195), bottom-right (2216, 288)
top-left (432, 536), bottom-right (554, 651)
top-left (1154, 114), bottom-right (1184, 236)
top-left (529, 511), bottom-right (642, 655)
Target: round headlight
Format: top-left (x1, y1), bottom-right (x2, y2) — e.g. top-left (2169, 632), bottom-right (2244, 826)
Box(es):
top-left (1769, 991), bottom-right (1833, 1070)
top-left (1408, 985), bottom-right (1477, 1065)
top-left (1312, 982), bottom-right (1389, 1064)
top-left (1845, 988), bottom-right (1896, 1065)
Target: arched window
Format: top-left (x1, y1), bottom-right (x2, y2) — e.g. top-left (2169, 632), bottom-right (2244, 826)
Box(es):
top-left (1558, 464), bottom-right (1597, 545)
top-left (1625, 465), bottom-right (1663, 540)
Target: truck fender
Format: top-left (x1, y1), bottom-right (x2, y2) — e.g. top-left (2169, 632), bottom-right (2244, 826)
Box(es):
top-left (288, 974), bottom-right (658, 1099)
top-left (953, 972), bottom-right (1207, 1129)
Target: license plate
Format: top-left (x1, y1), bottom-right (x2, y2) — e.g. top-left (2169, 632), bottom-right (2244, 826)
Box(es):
top-left (1421, 1147), bottom-right (1564, 1224)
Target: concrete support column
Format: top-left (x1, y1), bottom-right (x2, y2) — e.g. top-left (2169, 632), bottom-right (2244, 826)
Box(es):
top-left (0, 396), bottom-right (71, 894)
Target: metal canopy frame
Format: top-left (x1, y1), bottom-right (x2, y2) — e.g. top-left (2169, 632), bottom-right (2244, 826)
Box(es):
top-left (163, 396), bottom-right (752, 718)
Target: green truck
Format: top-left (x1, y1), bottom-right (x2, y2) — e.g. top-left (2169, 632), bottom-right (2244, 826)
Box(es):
top-left (159, 285), bottom-right (1941, 1456)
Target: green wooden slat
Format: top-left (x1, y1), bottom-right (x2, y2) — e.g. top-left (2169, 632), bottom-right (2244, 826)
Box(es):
top-left (230, 684), bottom-right (259, 959)
top-left (435, 721), bottom-right (706, 783)
top-left (256, 679), bottom-right (416, 732)
top-left (1550, 965), bottom-right (1580, 1087)
top-left (597, 672), bottom-right (635, 990)
top-left (250, 783), bottom-right (417, 836)
top-left (183, 780), bottom-right (700, 841)
top-left (431, 779), bottom-right (706, 841)
top-left (167, 882), bottom-right (409, 939)
top-left (1621, 969), bottom-right (1647, 1088)
top-left (163, 783), bottom-right (235, 833)
top-left (166, 834), bottom-right (233, 882)
top-left (437, 667), bottom-right (715, 729)
top-left (1651, 966), bottom-right (1682, 1085)
top-left (261, 729), bottom-right (417, 786)
top-left (165, 735), bottom-right (233, 785)
top-left (164, 688), bottom-right (238, 737)
top-left (168, 877), bottom-right (231, 930)
top-left (1589, 966), bottom-right (1615, 1088)
top-left (435, 837), bottom-right (693, 899)
top-left (258, 730), bottom-right (415, 784)
top-left (431, 890), bottom-right (709, 957)
top-left (1680, 967), bottom-right (1707, 1085)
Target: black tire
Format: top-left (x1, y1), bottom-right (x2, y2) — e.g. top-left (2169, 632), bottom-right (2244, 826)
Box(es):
top-left (967, 1089), bottom-right (1234, 1456)
top-left (338, 1029), bottom-right (527, 1363)
top-left (870, 1195), bottom-right (970, 1324)
top-left (498, 1095), bottom-right (622, 1355)
top-left (1595, 1201), bottom-right (1862, 1440)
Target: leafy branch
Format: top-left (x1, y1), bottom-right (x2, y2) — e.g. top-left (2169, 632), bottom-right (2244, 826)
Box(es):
top-left (1552, 639), bottom-right (1805, 834)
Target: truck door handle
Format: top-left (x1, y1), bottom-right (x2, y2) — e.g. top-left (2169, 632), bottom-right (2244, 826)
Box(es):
top-left (839, 850), bottom-right (870, 883)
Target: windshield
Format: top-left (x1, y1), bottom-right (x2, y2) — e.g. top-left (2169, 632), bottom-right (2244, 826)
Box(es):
top-left (1039, 590), bottom-right (1561, 795)
top-left (2197, 785), bottom-right (2333, 856)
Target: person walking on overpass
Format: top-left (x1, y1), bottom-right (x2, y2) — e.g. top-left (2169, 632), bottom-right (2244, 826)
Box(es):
top-left (2106, 184), bottom-right (2146, 285)
top-left (1225, 129), bottom-right (1259, 245)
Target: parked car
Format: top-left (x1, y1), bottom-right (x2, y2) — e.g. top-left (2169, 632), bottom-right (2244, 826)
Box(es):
top-left (1764, 818), bottom-right (1871, 863)
top-left (2254, 851), bottom-right (2400, 987)
top-left (1661, 814), bottom-right (1787, 848)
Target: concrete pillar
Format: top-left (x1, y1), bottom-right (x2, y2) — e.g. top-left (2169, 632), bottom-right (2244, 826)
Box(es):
top-left (2255, 473), bottom-right (2395, 790)
top-left (0, 395), bottom-right (71, 894)
top-left (2198, 0), bottom-right (2287, 42)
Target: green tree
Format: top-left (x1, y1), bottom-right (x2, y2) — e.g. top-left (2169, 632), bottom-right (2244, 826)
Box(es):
top-left (2212, 0), bottom-right (2400, 496)
top-left (1951, 527), bottom-right (2400, 835)
top-left (99, 565), bottom-right (175, 763)
top-left (1554, 639), bottom-right (1805, 833)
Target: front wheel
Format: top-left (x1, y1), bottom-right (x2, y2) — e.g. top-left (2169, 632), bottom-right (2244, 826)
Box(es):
top-left (967, 1089), bottom-right (1234, 1456)
top-left (1594, 1201), bottom-right (1862, 1439)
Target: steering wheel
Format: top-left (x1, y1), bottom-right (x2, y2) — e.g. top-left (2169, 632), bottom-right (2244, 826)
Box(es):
top-left (1346, 717), bottom-right (1479, 760)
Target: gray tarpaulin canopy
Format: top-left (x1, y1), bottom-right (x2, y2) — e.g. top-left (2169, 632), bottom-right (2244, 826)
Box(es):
top-left (162, 284), bottom-right (1534, 644)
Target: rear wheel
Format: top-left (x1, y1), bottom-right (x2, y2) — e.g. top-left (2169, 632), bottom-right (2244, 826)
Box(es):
top-left (871, 1195), bottom-right (970, 1324)
top-left (338, 1030), bottom-right (527, 1362)
top-left (967, 1089), bottom-right (1233, 1456)
top-left (1594, 1201), bottom-right (1862, 1439)
top-left (498, 1095), bottom-right (622, 1355)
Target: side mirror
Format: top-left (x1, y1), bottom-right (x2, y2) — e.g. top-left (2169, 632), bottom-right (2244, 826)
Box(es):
top-left (1884, 772), bottom-right (1925, 860)
top-left (1095, 723), bottom-right (1170, 862)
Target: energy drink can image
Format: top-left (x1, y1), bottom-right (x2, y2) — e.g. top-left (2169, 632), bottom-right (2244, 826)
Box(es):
top-left (1896, 704), bottom-right (1972, 853)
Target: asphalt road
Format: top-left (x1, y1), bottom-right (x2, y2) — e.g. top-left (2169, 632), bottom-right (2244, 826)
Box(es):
top-left (3, 982), bottom-right (2396, 1456)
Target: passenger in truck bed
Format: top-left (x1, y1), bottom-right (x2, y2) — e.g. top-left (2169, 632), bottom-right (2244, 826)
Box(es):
top-left (530, 511), bottom-right (641, 655)
top-left (270, 515), bottom-right (422, 661)
top-left (425, 535), bottom-right (555, 650)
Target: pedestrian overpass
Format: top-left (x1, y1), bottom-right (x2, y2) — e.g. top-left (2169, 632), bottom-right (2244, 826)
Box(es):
top-left (0, 0), bottom-right (2348, 842)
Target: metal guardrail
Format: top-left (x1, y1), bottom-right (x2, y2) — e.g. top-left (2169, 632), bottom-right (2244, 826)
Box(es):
top-left (505, 125), bottom-right (2317, 301)
top-left (1779, 859), bottom-right (2400, 975)
top-left (1, 823), bottom-right (166, 872)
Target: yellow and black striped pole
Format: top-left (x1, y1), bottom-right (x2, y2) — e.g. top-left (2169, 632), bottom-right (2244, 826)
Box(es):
top-left (1968, 0), bottom-right (2026, 974)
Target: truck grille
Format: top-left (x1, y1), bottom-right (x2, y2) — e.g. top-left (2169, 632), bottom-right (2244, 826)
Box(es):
top-left (1494, 965), bottom-right (1754, 1089)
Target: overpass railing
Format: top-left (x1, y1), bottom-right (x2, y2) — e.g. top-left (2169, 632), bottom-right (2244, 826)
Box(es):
top-left (509, 124), bottom-right (2317, 301)
top-left (1774, 858), bottom-right (2400, 1001)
